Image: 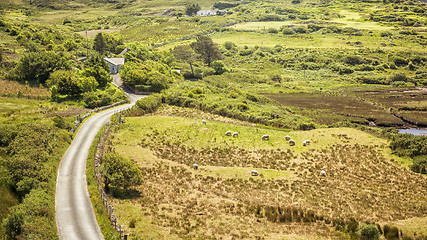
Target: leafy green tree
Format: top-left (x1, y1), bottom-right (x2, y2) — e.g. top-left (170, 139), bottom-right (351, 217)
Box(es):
top-left (146, 71), bottom-right (170, 92)
top-left (84, 53), bottom-right (109, 72)
top-left (103, 33), bottom-right (124, 54)
top-left (185, 3), bottom-right (201, 16)
top-left (46, 70), bottom-right (81, 96)
top-left (191, 36), bottom-right (222, 66)
top-left (78, 76), bottom-right (99, 92)
top-left (172, 45), bottom-right (199, 76)
top-left (93, 33), bottom-right (106, 55)
top-left (102, 152), bottom-right (142, 192)
top-left (9, 51), bottom-right (73, 83)
top-left (81, 67), bottom-right (110, 88)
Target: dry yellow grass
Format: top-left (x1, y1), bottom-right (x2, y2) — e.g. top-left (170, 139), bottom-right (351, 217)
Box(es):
top-left (106, 107), bottom-right (427, 239)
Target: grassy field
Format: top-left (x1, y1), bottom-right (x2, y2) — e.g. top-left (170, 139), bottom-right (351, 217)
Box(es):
top-left (106, 106), bottom-right (427, 239)
top-left (263, 92), bottom-right (405, 126)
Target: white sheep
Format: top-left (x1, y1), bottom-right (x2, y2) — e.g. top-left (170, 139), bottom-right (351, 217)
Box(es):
top-left (202, 120), bottom-right (207, 125)
top-left (320, 170), bottom-right (326, 177)
top-left (193, 163), bottom-right (199, 170)
top-left (261, 135), bottom-right (270, 141)
top-left (289, 139), bottom-right (296, 146)
top-left (232, 132), bottom-right (239, 138)
top-left (285, 136), bottom-right (291, 141)
top-left (225, 130), bottom-right (232, 136)
top-left (251, 170), bottom-right (259, 176)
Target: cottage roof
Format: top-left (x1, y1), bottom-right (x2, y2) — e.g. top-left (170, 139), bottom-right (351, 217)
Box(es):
top-left (104, 57), bottom-right (125, 66)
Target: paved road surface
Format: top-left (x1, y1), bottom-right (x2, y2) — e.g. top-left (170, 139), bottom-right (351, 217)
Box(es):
top-left (56, 87), bottom-right (145, 240)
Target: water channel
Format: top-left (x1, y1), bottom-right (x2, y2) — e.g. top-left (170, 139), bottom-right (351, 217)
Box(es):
top-left (398, 128), bottom-right (427, 136)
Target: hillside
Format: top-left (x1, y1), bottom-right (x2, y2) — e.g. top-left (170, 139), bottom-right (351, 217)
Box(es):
top-left (0, 0), bottom-right (426, 239)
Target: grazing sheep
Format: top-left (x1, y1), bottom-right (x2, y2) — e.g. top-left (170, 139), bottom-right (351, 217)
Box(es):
top-left (251, 170), bottom-right (259, 176)
top-left (285, 136), bottom-right (291, 141)
top-left (193, 163), bottom-right (199, 170)
top-left (261, 135), bottom-right (270, 141)
top-left (289, 139), bottom-right (296, 146)
top-left (232, 132), bottom-right (239, 138)
top-left (202, 120), bottom-right (207, 125)
top-left (320, 170), bottom-right (326, 177)
top-left (225, 130), bottom-right (232, 136)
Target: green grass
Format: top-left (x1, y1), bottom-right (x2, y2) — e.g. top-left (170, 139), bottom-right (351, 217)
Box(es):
top-left (117, 115), bottom-right (388, 153)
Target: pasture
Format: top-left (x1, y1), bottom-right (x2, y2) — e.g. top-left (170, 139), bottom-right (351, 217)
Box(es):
top-left (106, 107), bottom-right (427, 239)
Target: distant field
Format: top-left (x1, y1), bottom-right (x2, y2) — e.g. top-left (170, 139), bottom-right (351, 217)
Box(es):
top-left (106, 107), bottom-right (427, 239)
top-left (263, 92), bottom-right (404, 126)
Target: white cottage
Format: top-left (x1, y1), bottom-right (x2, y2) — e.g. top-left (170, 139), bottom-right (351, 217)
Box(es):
top-left (104, 57), bottom-right (125, 74)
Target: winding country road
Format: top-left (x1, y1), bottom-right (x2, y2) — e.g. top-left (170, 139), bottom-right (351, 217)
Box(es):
top-left (56, 76), bottom-right (145, 239)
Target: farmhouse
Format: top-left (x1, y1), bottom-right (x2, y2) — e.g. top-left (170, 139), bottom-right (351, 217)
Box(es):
top-left (104, 57), bottom-right (125, 74)
top-left (197, 10), bottom-right (226, 16)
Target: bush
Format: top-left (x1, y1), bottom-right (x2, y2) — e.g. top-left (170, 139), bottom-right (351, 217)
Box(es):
top-left (102, 152), bottom-right (142, 193)
top-left (224, 41), bottom-right (236, 50)
top-left (134, 93), bottom-right (163, 114)
top-left (267, 28), bottom-right (278, 33)
top-left (294, 26), bottom-right (307, 33)
top-left (389, 72), bottom-right (408, 82)
top-left (282, 28), bottom-right (295, 35)
top-left (411, 155), bottom-right (427, 174)
top-left (392, 56), bottom-right (408, 66)
top-left (383, 225), bottom-right (399, 240)
top-left (358, 224), bottom-right (380, 240)
top-left (0, 124), bottom-right (17, 147)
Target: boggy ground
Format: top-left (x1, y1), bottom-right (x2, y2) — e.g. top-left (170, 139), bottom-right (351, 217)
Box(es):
top-left (107, 106), bottom-right (427, 239)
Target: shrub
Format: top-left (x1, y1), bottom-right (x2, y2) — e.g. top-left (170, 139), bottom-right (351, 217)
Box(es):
top-left (211, 60), bottom-right (230, 75)
top-left (282, 28), bottom-right (295, 35)
top-left (294, 26), bottom-right (307, 33)
top-left (389, 72), bottom-right (408, 82)
top-left (267, 28), bottom-right (278, 33)
top-left (134, 93), bottom-right (163, 114)
top-left (383, 225), bottom-right (399, 240)
top-left (102, 152), bottom-right (142, 193)
top-left (224, 41), bottom-right (236, 50)
top-left (0, 124), bottom-right (17, 147)
top-left (411, 155), bottom-right (427, 174)
top-left (358, 223), bottom-right (380, 240)
top-left (392, 56), bottom-right (408, 66)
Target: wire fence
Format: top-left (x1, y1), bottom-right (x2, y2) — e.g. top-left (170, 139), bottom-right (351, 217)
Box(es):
top-left (93, 115), bottom-right (128, 240)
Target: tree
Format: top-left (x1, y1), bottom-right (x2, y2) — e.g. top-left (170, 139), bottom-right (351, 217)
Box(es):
top-left (78, 76), bottom-right (99, 93)
top-left (93, 33), bottom-right (106, 55)
top-left (172, 45), bottom-right (199, 76)
top-left (9, 51), bottom-right (73, 84)
top-left (190, 36), bottom-right (222, 66)
top-left (102, 152), bottom-right (142, 193)
top-left (185, 3), bottom-right (200, 16)
top-left (46, 70), bottom-right (81, 96)
top-left (81, 67), bottom-right (110, 88)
